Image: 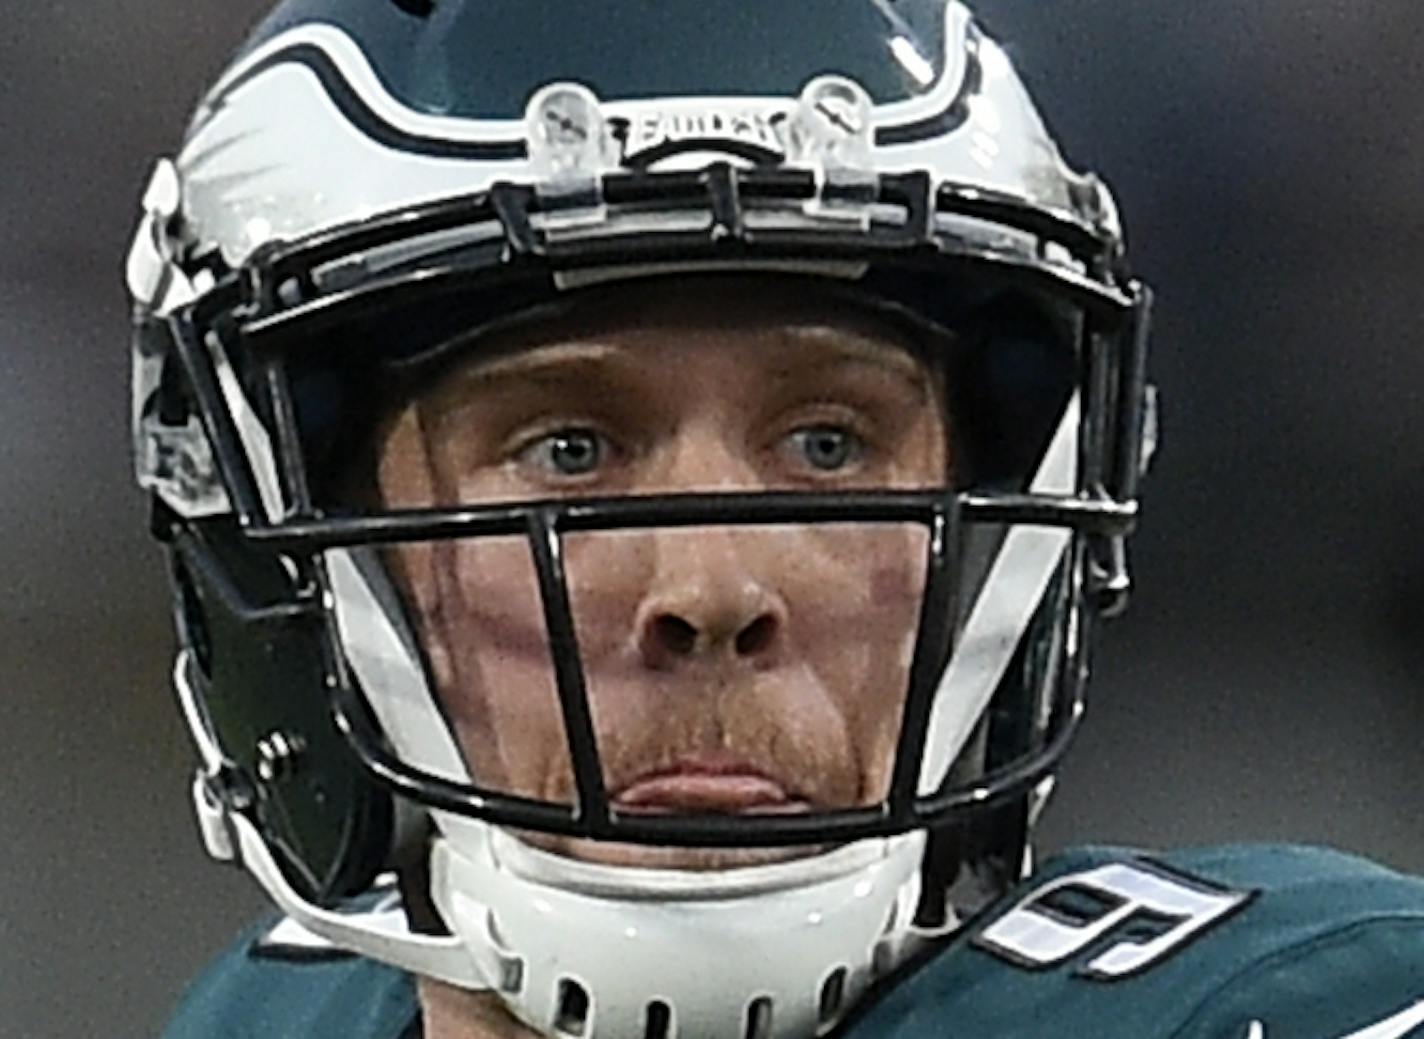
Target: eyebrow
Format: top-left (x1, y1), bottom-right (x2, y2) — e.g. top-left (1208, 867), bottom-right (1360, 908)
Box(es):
top-left (438, 327), bottom-right (933, 393)
top-left (772, 326), bottom-right (933, 389)
top-left (440, 341), bottom-right (631, 387)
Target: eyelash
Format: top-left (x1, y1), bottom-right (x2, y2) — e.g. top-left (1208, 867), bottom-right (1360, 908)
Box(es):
top-left (778, 399), bottom-right (878, 439)
top-left (503, 406), bottom-right (885, 484)
top-left (507, 420), bottom-right (622, 480)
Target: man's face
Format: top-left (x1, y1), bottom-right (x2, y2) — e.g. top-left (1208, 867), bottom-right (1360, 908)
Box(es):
top-left (369, 278), bottom-right (950, 868)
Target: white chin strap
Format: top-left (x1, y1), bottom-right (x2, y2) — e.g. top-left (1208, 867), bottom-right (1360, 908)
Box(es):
top-left (429, 827), bottom-right (928, 1039)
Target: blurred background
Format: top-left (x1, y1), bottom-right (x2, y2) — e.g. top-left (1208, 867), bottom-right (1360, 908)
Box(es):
top-left (1, 1), bottom-right (1421, 1035)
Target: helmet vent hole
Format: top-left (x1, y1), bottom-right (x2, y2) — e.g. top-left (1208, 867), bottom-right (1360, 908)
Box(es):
top-left (643, 1000), bottom-right (673, 1039)
top-left (743, 996), bottom-right (774, 1039)
top-left (555, 978), bottom-right (590, 1036)
top-left (818, 968), bottom-right (848, 1026)
top-left (872, 939), bottom-right (897, 979)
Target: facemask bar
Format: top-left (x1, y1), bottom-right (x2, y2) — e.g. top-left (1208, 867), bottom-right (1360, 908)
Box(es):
top-left (163, 167), bottom-right (1144, 520)
top-left (231, 168), bottom-right (1127, 362)
top-left (317, 493), bottom-right (964, 844)
top-left (1079, 283), bottom-right (1154, 617)
top-left (149, 163), bottom-right (1149, 852)
top-left (165, 481), bottom-right (1127, 847)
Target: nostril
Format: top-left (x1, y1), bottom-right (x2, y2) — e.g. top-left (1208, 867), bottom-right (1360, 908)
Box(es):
top-left (734, 614), bottom-right (778, 657)
top-left (653, 615), bottom-right (698, 656)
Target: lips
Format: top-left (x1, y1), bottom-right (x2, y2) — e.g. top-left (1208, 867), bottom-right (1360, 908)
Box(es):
top-left (612, 758), bottom-right (809, 813)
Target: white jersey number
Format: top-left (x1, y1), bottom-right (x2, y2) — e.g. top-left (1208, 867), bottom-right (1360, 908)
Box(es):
top-left (976, 861), bottom-right (1251, 979)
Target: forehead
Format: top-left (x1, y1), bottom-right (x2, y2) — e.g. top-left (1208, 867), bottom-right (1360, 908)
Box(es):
top-left (414, 275), bottom-right (939, 394)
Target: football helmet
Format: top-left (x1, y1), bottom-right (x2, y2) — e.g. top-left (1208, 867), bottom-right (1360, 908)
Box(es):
top-left (126, 2), bottom-right (1154, 1036)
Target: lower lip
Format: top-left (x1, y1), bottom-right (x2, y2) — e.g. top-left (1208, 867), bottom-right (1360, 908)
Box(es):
top-left (613, 774), bottom-right (808, 813)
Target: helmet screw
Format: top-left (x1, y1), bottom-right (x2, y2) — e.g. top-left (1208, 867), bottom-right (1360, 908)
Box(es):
top-left (255, 731), bottom-right (307, 784)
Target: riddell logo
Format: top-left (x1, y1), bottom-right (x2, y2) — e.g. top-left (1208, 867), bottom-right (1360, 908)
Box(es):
top-left (618, 108), bottom-right (788, 168)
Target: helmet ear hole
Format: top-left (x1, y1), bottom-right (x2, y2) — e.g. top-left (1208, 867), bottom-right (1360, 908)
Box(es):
top-left (389, 0), bottom-right (435, 17)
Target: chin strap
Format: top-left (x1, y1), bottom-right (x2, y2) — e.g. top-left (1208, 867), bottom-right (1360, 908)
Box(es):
top-left (209, 786), bottom-right (494, 990)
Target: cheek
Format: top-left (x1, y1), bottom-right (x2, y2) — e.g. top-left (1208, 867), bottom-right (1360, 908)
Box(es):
top-left (562, 531), bottom-right (658, 661)
top-left (383, 532), bottom-right (668, 801)
top-left (783, 525), bottom-right (927, 658)
top-left (396, 536), bottom-right (574, 800)
top-left (780, 526), bottom-right (927, 780)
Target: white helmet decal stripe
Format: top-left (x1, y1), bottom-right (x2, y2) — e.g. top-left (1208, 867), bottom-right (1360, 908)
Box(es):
top-left (208, 333), bottom-right (285, 524)
top-left (327, 547), bottom-right (473, 786)
top-left (917, 393), bottom-right (1080, 795)
top-left (207, 23), bottom-right (527, 143)
top-left (208, 7), bottom-right (971, 149)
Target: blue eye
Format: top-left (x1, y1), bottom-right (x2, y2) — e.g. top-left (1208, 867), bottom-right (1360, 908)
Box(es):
top-left (523, 428), bottom-right (606, 476)
top-left (788, 426), bottom-right (863, 472)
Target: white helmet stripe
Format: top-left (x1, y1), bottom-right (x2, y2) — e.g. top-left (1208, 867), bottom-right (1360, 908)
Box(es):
top-left (917, 393), bottom-right (1080, 795)
top-left (207, 23), bottom-right (524, 143)
top-left (208, 6), bottom-right (970, 148)
top-left (208, 333), bottom-right (285, 524)
top-left (326, 546), bottom-right (473, 787)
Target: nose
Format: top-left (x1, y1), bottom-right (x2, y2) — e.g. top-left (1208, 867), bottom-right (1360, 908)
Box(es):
top-left (634, 530), bottom-right (789, 671)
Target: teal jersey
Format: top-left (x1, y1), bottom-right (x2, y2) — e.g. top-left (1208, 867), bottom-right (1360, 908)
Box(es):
top-left (849, 844), bottom-right (1424, 1039)
top-left (162, 844), bottom-right (1424, 1039)
top-left (160, 917), bottom-right (419, 1039)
